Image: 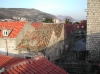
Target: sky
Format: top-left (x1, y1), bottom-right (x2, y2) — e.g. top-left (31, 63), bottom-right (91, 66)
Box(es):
top-left (0, 0), bottom-right (87, 20)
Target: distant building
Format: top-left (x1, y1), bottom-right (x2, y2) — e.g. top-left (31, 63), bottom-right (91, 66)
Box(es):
top-left (53, 18), bottom-right (60, 23)
top-left (74, 20), bottom-right (87, 37)
top-left (13, 17), bottom-right (26, 21)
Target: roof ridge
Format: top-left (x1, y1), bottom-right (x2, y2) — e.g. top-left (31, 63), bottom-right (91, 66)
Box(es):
top-left (5, 55), bottom-right (43, 72)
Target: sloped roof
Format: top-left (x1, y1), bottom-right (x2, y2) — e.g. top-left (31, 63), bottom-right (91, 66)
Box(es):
top-left (0, 22), bottom-right (26, 38)
top-left (31, 22), bottom-right (42, 30)
top-left (18, 23), bottom-right (63, 52)
top-left (39, 23), bottom-right (63, 38)
top-left (0, 55), bottom-right (68, 74)
top-left (0, 55), bottom-right (26, 69)
top-left (18, 30), bottom-right (52, 52)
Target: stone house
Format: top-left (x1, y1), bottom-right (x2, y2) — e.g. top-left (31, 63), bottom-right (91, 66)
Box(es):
top-left (0, 22), bottom-right (34, 56)
top-left (53, 18), bottom-right (60, 23)
top-left (17, 23), bottom-right (65, 62)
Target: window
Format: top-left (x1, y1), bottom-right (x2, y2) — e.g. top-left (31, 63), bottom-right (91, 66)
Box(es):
top-left (77, 26), bottom-right (79, 28)
top-left (25, 56), bottom-right (31, 59)
top-left (48, 56), bottom-right (50, 60)
top-left (2, 30), bottom-right (8, 36)
top-left (82, 26), bottom-right (84, 28)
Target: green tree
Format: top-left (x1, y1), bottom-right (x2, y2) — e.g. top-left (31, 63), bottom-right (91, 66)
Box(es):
top-left (42, 17), bottom-right (54, 23)
top-left (65, 18), bottom-right (70, 24)
top-left (74, 21), bottom-right (79, 24)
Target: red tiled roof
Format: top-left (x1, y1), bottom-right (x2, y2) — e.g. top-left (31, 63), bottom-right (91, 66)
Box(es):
top-left (0, 55), bottom-right (26, 69)
top-left (0, 55), bottom-right (68, 74)
top-left (31, 22), bottom-right (42, 30)
top-left (0, 22), bottom-right (26, 38)
top-left (75, 23), bottom-right (86, 30)
top-left (18, 30), bottom-right (52, 52)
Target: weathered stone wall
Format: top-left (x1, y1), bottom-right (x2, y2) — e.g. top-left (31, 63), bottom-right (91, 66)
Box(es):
top-left (16, 22), bottom-right (34, 46)
top-left (45, 24), bottom-right (65, 62)
top-left (0, 38), bottom-right (17, 56)
top-left (86, 0), bottom-right (100, 61)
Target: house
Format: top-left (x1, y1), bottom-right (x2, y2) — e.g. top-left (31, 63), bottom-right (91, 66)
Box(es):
top-left (0, 21), bottom-right (65, 62)
top-left (53, 18), bottom-right (60, 23)
top-left (17, 23), bottom-right (65, 62)
top-left (0, 22), bottom-right (34, 56)
top-left (0, 54), bottom-right (68, 74)
top-left (74, 20), bottom-right (87, 37)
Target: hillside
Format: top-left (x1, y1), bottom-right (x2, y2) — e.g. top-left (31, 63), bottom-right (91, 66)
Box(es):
top-left (0, 8), bottom-right (56, 22)
top-left (56, 15), bottom-right (76, 22)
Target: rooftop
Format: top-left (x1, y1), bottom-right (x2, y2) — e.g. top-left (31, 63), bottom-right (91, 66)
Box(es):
top-left (0, 22), bottom-right (26, 38)
top-left (0, 54), bottom-right (68, 74)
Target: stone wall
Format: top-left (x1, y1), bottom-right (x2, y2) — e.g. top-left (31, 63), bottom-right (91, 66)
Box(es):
top-left (16, 22), bottom-right (34, 46)
top-left (0, 38), bottom-right (17, 56)
top-left (86, 0), bottom-right (100, 61)
top-left (45, 24), bottom-right (65, 62)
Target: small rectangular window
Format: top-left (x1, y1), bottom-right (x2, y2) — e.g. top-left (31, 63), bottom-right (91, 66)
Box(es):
top-left (77, 26), bottom-right (79, 28)
top-left (82, 26), bottom-right (84, 28)
top-left (48, 56), bottom-right (50, 60)
top-left (2, 30), bottom-right (8, 36)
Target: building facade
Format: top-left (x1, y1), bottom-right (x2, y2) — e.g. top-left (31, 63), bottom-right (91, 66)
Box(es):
top-left (86, 0), bottom-right (100, 61)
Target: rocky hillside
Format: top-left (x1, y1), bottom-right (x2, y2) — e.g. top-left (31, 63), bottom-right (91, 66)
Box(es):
top-left (0, 8), bottom-right (56, 22)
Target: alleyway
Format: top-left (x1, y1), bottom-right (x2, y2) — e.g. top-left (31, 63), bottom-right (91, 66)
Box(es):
top-left (54, 38), bottom-right (92, 74)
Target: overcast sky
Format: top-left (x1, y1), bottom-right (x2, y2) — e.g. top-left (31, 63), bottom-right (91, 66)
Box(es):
top-left (0, 0), bottom-right (87, 20)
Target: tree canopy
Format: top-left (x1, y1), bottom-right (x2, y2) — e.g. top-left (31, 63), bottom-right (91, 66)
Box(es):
top-left (65, 18), bottom-right (70, 24)
top-left (42, 17), bottom-right (54, 23)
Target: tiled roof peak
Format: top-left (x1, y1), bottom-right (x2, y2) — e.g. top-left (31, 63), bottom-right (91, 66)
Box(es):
top-left (0, 54), bottom-right (68, 74)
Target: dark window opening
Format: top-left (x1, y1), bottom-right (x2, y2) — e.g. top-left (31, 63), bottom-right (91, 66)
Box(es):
top-left (25, 56), bottom-right (31, 59)
top-left (48, 56), bottom-right (50, 60)
top-left (6, 31), bottom-right (7, 35)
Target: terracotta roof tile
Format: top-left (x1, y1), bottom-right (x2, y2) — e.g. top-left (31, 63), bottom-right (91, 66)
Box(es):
top-left (18, 30), bottom-right (52, 52)
top-left (0, 22), bottom-right (26, 38)
top-left (31, 22), bottom-right (42, 30)
top-left (0, 55), bottom-right (68, 74)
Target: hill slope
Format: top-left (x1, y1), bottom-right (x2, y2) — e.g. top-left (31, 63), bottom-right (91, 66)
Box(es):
top-left (56, 15), bottom-right (76, 22)
top-left (0, 8), bottom-right (56, 22)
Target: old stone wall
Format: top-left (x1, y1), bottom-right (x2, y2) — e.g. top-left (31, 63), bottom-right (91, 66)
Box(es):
top-left (0, 38), bottom-right (17, 56)
top-left (86, 0), bottom-right (100, 61)
top-left (16, 22), bottom-right (34, 46)
top-left (45, 24), bottom-right (64, 62)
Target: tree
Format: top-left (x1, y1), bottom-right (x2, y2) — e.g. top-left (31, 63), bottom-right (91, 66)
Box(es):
top-left (42, 17), bottom-right (54, 23)
top-left (74, 21), bottom-right (79, 24)
top-left (65, 18), bottom-right (70, 24)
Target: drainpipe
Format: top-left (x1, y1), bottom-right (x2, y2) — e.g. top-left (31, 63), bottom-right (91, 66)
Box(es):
top-left (5, 39), bottom-right (8, 56)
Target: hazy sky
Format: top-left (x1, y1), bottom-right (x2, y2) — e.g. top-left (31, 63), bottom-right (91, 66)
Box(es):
top-left (0, 0), bottom-right (87, 20)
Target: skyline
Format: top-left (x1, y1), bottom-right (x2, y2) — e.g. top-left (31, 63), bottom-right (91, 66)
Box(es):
top-left (0, 0), bottom-right (87, 20)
